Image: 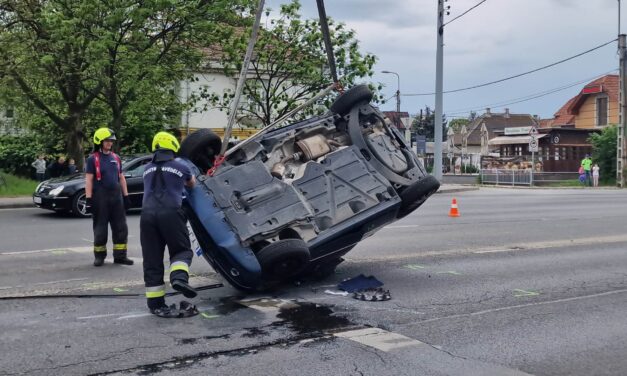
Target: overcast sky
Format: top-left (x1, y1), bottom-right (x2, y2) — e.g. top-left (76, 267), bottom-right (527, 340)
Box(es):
top-left (265, 0), bottom-right (624, 120)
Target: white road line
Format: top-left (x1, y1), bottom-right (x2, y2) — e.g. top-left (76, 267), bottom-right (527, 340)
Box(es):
top-left (417, 288), bottom-right (627, 325)
top-left (385, 225), bottom-right (420, 229)
top-left (77, 313), bottom-right (124, 320)
top-left (32, 278), bottom-right (89, 286)
top-left (334, 327), bottom-right (424, 352)
top-left (0, 246), bottom-right (92, 256)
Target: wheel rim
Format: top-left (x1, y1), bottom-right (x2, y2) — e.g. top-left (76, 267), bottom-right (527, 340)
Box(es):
top-left (77, 193), bottom-right (88, 216)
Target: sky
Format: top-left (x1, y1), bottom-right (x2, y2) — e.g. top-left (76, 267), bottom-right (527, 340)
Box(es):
top-left (265, 0), bottom-right (624, 120)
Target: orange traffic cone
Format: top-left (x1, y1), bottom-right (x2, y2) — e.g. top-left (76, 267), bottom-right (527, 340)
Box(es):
top-left (448, 198), bottom-right (460, 217)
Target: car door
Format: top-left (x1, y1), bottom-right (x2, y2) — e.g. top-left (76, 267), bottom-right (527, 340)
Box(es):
top-left (122, 156), bottom-right (151, 207)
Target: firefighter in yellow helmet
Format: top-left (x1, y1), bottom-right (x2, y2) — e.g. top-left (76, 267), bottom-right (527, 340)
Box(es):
top-left (141, 131), bottom-right (198, 317)
top-left (85, 127), bottom-right (133, 267)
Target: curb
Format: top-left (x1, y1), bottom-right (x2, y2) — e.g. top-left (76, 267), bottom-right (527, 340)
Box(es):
top-left (437, 187), bottom-right (480, 194)
top-left (0, 197), bottom-right (34, 210)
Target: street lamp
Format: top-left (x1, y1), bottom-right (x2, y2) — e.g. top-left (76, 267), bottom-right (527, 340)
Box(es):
top-left (381, 70), bottom-right (401, 114)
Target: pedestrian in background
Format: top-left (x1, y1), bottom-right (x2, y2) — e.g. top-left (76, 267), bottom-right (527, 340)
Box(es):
top-left (580, 154), bottom-right (592, 187)
top-left (46, 156), bottom-right (66, 178)
top-left (31, 154), bottom-right (46, 181)
top-left (66, 158), bottom-right (77, 175)
top-left (141, 131), bottom-right (197, 318)
top-left (85, 127), bottom-right (133, 267)
top-left (592, 163), bottom-right (600, 187)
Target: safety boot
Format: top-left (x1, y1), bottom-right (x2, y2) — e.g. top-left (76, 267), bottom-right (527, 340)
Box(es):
top-left (171, 279), bottom-right (197, 298)
top-left (93, 257), bottom-right (105, 267)
top-left (114, 257), bottom-right (134, 265)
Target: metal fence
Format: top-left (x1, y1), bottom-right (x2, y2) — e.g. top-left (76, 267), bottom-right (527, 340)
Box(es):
top-left (481, 169), bottom-right (532, 186)
top-left (481, 170), bottom-right (580, 186)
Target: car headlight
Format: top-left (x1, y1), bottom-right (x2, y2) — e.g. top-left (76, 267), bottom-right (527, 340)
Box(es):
top-left (49, 185), bottom-right (65, 197)
top-left (35, 182), bottom-right (44, 193)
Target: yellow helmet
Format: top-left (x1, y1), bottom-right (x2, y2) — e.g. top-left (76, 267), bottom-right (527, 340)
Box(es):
top-left (93, 127), bottom-right (116, 145)
top-left (152, 131), bottom-right (180, 153)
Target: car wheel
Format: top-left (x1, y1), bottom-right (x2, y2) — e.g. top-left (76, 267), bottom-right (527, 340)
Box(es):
top-left (71, 190), bottom-right (90, 218)
top-left (330, 84), bottom-right (374, 116)
top-left (256, 239), bottom-right (310, 281)
top-left (396, 176), bottom-right (440, 219)
top-left (179, 129), bottom-right (222, 172)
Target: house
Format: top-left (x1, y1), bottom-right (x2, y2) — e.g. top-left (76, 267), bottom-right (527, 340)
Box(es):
top-left (540, 74), bottom-right (618, 129)
top-left (449, 108), bottom-right (538, 168)
top-left (382, 111), bottom-right (411, 132)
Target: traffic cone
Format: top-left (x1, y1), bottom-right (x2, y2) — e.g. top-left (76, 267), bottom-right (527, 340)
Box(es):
top-left (448, 198), bottom-right (460, 217)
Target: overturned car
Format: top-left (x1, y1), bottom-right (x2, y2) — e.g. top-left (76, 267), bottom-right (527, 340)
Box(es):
top-left (179, 85), bottom-right (439, 291)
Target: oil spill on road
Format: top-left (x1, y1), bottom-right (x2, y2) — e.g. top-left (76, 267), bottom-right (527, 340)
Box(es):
top-left (272, 302), bottom-right (352, 335)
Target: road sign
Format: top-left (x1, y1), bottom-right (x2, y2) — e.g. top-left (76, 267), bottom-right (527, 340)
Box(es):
top-left (529, 135), bottom-right (538, 152)
top-left (529, 126), bottom-right (538, 136)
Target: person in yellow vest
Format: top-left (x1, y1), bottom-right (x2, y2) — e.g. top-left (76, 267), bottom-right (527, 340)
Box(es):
top-left (580, 154), bottom-right (592, 187)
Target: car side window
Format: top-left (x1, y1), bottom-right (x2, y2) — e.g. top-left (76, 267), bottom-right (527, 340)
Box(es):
top-left (124, 158), bottom-right (151, 177)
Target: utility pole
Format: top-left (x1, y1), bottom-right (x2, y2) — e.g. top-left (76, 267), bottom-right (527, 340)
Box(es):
top-left (434, 0), bottom-right (445, 180)
top-left (618, 34), bottom-right (627, 187)
top-left (381, 70), bottom-right (401, 121)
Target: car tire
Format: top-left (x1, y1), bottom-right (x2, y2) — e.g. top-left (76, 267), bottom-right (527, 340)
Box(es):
top-left (396, 176), bottom-right (440, 219)
top-left (330, 84), bottom-right (374, 116)
top-left (256, 239), bottom-right (310, 281)
top-left (72, 190), bottom-right (90, 218)
top-left (178, 129), bottom-right (222, 172)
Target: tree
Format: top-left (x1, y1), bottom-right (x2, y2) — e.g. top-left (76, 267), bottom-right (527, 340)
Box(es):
top-left (209, 0), bottom-right (381, 127)
top-left (412, 106), bottom-right (447, 142)
top-left (448, 118), bottom-right (469, 133)
top-left (0, 0), bottom-right (250, 168)
top-left (589, 124), bottom-right (617, 184)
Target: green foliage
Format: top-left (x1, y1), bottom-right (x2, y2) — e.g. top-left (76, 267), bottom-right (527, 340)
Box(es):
top-left (448, 118), bottom-right (469, 132)
top-left (211, 0), bottom-right (381, 126)
top-left (412, 106), bottom-right (448, 142)
top-left (461, 164), bottom-right (479, 174)
top-left (0, 135), bottom-right (47, 177)
top-left (589, 125), bottom-right (616, 184)
top-left (0, 171), bottom-right (38, 197)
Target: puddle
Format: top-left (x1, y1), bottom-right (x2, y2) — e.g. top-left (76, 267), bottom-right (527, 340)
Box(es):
top-left (212, 296), bottom-right (247, 315)
top-left (273, 302), bottom-right (351, 335)
top-left (242, 326), bottom-right (269, 338)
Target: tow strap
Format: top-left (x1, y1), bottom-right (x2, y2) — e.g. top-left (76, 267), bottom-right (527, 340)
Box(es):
top-left (93, 151), bottom-right (121, 181)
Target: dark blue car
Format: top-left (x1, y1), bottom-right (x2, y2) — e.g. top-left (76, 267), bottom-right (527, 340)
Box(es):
top-left (179, 85), bottom-right (439, 291)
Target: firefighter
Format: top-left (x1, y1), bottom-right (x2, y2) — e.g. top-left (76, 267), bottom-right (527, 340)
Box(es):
top-left (141, 131), bottom-right (198, 318)
top-left (85, 128), bottom-right (133, 267)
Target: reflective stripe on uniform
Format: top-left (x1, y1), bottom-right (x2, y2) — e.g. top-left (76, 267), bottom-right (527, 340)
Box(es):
top-left (113, 243), bottom-right (127, 250)
top-left (94, 245), bottom-right (107, 253)
top-left (146, 285), bottom-right (166, 298)
top-left (170, 261), bottom-right (189, 274)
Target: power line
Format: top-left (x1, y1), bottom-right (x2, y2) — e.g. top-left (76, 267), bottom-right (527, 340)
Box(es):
top-left (404, 39), bottom-right (618, 96)
top-left (443, 0), bottom-right (488, 27)
top-left (445, 69), bottom-right (618, 116)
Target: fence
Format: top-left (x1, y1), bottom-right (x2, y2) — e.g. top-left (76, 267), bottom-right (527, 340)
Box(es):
top-left (481, 170), bottom-right (579, 186)
top-left (481, 169), bottom-right (531, 186)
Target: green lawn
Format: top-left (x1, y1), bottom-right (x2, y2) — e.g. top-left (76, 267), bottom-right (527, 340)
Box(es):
top-left (0, 172), bottom-right (38, 197)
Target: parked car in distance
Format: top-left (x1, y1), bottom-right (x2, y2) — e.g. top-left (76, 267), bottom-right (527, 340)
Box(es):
top-left (32, 155), bottom-right (151, 217)
top-left (179, 85), bottom-right (440, 291)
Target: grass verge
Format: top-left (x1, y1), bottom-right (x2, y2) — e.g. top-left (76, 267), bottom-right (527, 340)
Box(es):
top-left (0, 171), bottom-right (38, 197)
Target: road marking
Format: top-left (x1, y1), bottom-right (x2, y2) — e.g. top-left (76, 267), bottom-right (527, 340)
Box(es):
top-left (77, 313), bottom-right (123, 320)
top-left (385, 225), bottom-right (420, 229)
top-left (237, 298), bottom-right (299, 313)
top-left (32, 278), bottom-right (89, 287)
top-left (513, 289), bottom-right (540, 297)
top-left (334, 327), bottom-right (424, 352)
top-left (0, 246), bottom-right (92, 256)
top-left (113, 287), bottom-right (128, 292)
top-left (416, 288), bottom-right (627, 325)
top-left (436, 271), bottom-right (461, 276)
top-left (201, 312), bottom-right (220, 319)
top-left (405, 264), bottom-right (425, 270)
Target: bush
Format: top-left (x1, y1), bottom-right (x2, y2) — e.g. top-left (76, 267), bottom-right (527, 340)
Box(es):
top-left (589, 125), bottom-right (617, 184)
top-left (461, 164), bottom-right (479, 173)
top-left (0, 135), bottom-right (46, 178)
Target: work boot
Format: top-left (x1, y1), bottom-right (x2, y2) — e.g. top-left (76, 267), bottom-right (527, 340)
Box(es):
top-left (93, 257), bottom-right (105, 267)
top-left (171, 279), bottom-right (197, 298)
top-left (113, 257), bottom-right (134, 265)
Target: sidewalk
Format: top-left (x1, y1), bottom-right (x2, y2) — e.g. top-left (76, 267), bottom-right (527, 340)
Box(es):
top-left (0, 184), bottom-right (480, 210)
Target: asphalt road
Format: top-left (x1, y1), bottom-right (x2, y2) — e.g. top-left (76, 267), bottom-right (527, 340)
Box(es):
top-left (1, 188), bottom-right (626, 376)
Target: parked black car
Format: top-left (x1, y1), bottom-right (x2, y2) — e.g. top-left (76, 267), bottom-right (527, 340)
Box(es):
top-left (32, 155), bottom-right (152, 217)
top-left (179, 85), bottom-right (440, 291)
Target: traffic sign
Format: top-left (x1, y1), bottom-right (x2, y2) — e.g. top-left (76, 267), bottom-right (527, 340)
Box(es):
top-left (529, 126), bottom-right (538, 136)
top-left (529, 135), bottom-right (538, 152)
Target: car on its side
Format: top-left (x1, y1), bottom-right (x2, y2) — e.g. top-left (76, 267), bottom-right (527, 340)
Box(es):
top-left (32, 155), bottom-right (152, 217)
top-left (178, 85), bottom-right (440, 291)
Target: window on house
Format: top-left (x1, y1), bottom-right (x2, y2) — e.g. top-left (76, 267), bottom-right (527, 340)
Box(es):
top-left (596, 96), bottom-right (608, 126)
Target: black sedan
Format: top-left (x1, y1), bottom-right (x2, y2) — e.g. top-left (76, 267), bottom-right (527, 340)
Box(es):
top-left (32, 155), bottom-right (152, 217)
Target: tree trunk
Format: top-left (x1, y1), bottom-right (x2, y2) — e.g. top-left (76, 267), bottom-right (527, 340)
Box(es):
top-left (65, 116), bottom-right (85, 172)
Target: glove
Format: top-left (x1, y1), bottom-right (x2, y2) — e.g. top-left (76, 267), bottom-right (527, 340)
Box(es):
top-left (86, 197), bottom-right (92, 208)
top-left (123, 196), bottom-right (131, 210)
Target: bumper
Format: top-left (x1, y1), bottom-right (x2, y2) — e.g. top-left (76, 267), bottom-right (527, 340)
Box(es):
top-left (32, 195), bottom-right (72, 212)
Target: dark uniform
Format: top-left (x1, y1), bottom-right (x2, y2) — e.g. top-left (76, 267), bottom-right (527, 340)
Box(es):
top-left (85, 152), bottom-right (129, 262)
top-left (141, 149), bottom-right (195, 311)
